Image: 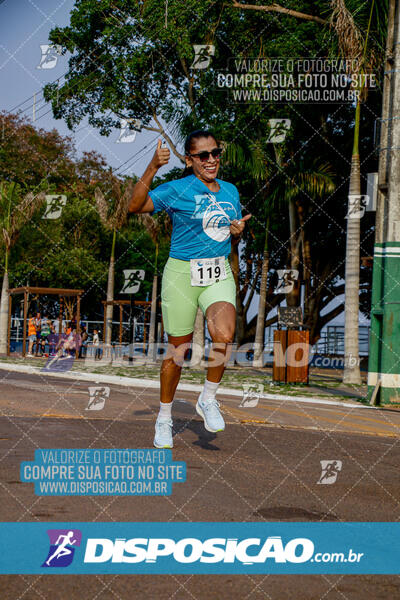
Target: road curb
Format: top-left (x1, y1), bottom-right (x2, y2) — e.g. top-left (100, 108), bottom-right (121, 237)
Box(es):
top-left (0, 361), bottom-right (368, 409)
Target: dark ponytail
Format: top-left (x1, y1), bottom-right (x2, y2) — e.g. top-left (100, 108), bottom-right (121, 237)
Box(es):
top-left (181, 129), bottom-right (217, 178)
top-left (182, 165), bottom-right (194, 177)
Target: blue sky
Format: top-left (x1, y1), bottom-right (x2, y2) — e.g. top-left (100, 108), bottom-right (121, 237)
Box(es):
top-left (0, 0), bottom-right (180, 177)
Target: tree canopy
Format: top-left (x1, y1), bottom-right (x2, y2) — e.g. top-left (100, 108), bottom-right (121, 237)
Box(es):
top-left (1, 0), bottom-right (388, 340)
top-left (0, 112), bottom-right (171, 319)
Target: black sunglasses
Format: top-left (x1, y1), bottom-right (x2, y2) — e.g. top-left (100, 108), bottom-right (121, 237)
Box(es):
top-left (189, 148), bottom-right (223, 162)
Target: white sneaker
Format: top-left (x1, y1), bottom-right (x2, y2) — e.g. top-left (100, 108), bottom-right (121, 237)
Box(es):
top-left (196, 393), bottom-right (225, 433)
top-left (154, 418), bottom-right (173, 448)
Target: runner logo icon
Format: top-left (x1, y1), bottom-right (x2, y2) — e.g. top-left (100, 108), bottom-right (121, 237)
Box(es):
top-left (36, 44), bottom-right (62, 70)
top-left (191, 45), bottom-right (215, 70)
top-left (42, 529), bottom-right (82, 567)
top-left (86, 386), bottom-right (110, 410)
top-left (317, 460), bottom-right (342, 485)
top-left (240, 384), bottom-right (264, 408)
top-left (43, 195), bottom-right (67, 220)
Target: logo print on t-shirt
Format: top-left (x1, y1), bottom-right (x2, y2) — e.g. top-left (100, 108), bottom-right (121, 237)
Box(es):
top-left (192, 194), bottom-right (236, 242)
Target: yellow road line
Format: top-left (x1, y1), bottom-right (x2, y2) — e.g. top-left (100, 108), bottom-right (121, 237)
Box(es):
top-left (40, 413), bottom-right (156, 421)
top-left (265, 406), bottom-right (400, 432)
top-left (225, 401), bottom-right (400, 429)
top-left (224, 405), bottom-right (400, 437)
top-left (238, 420), bottom-right (400, 439)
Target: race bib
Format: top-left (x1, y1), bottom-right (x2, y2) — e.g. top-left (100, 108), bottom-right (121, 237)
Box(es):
top-left (190, 256), bottom-right (227, 286)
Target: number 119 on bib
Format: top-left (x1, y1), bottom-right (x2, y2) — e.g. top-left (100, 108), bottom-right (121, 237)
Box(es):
top-left (190, 257), bottom-right (227, 286)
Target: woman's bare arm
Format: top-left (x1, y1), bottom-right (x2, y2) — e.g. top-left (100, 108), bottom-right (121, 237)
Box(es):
top-left (128, 140), bottom-right (170, 214)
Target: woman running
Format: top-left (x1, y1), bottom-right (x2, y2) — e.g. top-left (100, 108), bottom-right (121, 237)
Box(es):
top-left (128, 130), bottom-right (251, 448)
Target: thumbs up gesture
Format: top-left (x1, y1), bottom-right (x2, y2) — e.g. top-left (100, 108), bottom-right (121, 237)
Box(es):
top-left (151, 139), bottom-right (170, 169)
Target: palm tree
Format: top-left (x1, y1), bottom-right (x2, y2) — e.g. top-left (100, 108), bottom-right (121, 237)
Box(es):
top-left (259, 157), bottom-right (335, 364)
top-left (95, 179), bottom-right (131, 346)
top-left (225, 137), bottom-right (335, 366)
top-left (230, 0), bottom-right (387, 379)
top-left (330, 0), bottom-right (381, 383)
top-left (224, 138), bottom-right (271, 362)
top-left (232, 0), bottom-right (386, 379)
top-left (270, 157), bottom-right (336, 266)
top-left (252, 213), bottom-right (270, 367)
top-left (0, 182), bottom-right (45, 353)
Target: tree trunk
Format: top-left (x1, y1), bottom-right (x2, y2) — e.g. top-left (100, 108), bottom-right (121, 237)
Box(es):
top-left (64, 297), bottom-right (74, 321)
top-left (148, 274), bottom-right (158, 345)
top-left (0, 270), bottom-right (9, 354)
top-left (147, 274), bottom-right (158, 362)
top-left (342, 0), bottom-right (374, 385)
top-left (253, 221), bottom-right (269, 367)
top-left (286, 198), bottom-right (301, 307)
top-left (105, 229), bottom-right (116, 346)
top-left (0, 188), bottom-right (11, 355)
top-left (147, 241), bottom-right (159, 362)
top-left (230, 242), bottom-right (245, 344)
top-left (190, 307), bottom-right (205, 367)
top-left (297, 200), bottom-right (312, 322)
top-left (343, 116), bottom-right (362, 384)
top-left (289, 197), bottom-right (297, 259)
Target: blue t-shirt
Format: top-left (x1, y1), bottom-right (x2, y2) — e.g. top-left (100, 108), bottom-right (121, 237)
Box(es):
top-left (149, 174), bottom-right (242, 261)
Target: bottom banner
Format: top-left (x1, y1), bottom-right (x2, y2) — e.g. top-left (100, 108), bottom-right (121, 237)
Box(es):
top-left (0, 522), bottom-right (396, 574)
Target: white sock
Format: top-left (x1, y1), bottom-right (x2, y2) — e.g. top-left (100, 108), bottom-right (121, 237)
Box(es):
top-left (201, 379), bottom-right (220, 402)
top-left (158, 401), bottom-right (172, 420)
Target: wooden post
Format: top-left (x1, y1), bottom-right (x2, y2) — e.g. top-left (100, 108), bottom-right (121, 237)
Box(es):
top-left (22, 290), bottom-right (28, 357)
top-left (273, 329), bottom-right (287, 383)
top-left (129, 296), bottom-right (134, 363)
top-left (75, 294), bottom-right (81, 359)
top-left (103, 302), bottom-right (106, 346)
top-left (119, 303), bottom-right (123, 344)
top-left (287, 330), bottom-right (310, 384)
top-left (143, 306), bottom-right (147, 354)
top-left (58, 296), bottom-right (63, 340)
top-left (7, 291), bottom-right (12, 356)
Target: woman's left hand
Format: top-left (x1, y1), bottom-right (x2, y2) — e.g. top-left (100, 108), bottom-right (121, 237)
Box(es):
top-left (230, 213), bottom-right (252, 237)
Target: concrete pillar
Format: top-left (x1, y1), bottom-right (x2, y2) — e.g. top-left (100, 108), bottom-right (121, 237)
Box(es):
top-left (368, 0), bottom-right (400, 403)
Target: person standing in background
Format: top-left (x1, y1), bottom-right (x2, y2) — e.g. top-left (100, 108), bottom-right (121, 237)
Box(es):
top-left (79, 326), bottom-right (88, 358)
top-left (93, 329), bottom-right (101, 360)
top-left (27, 314), bottom-right (37, 357)
top-left (34, 312), bottom-right (41, 356)
top-left (48, 325), bottom-right (57, 356)
top-left (40, 315), bottom-right (51, 356)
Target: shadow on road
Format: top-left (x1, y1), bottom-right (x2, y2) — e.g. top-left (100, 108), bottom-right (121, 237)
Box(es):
top-left (173, 417), bottom-right (221, 451)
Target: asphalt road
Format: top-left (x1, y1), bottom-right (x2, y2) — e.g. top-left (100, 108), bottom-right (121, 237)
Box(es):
top-left (1, 369), bottom-right (400, 599)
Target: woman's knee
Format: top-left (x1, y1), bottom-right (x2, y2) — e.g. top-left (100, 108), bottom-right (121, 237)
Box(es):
top-left (208, 319), bottom-right (235, 344)
top-left (165, 333), bottom-right (193, 365)
top-left (211, 328), bottom-right (235, 344)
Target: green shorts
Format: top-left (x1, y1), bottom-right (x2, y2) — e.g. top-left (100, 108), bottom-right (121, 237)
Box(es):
top-left (161, 257), bottom-right (236, 336)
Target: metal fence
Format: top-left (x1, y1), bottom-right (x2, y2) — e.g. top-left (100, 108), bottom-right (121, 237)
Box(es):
top-left (8, 318), bottom-right (150, 354)
top-left (257, 324), bottom-right (369, 356)
top-left (9, 317), bottom-right (370, 357)
top-left (314, 325), bottom-right (370, 356)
